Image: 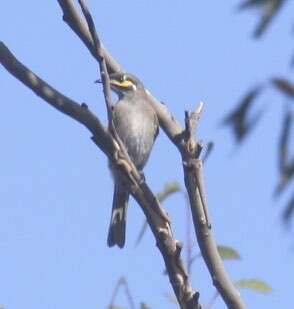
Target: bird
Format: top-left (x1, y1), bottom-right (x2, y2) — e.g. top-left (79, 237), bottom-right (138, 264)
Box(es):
top-left (106, 72), bottom-right (159, 248)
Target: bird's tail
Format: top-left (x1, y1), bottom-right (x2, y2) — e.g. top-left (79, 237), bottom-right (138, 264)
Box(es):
top-left (107, 183), bottom-right (129, 248)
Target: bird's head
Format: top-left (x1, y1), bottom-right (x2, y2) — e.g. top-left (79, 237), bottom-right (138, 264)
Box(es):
top-left (109, 72), bottom-right (143, 92)
top-left (107, 72), bottom-right (144, 97)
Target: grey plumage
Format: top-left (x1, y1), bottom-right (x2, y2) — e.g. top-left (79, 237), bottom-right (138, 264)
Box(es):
top-left (107, 72), bottom-right (159, 248)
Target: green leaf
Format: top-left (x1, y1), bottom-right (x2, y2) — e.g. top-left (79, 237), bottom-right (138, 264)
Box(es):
top-left (235, 279), bottom-right (273, 293)
top-left (156, 182), bottom-right (181, 203)
top-left (217, 245), bottom-right (241, 260)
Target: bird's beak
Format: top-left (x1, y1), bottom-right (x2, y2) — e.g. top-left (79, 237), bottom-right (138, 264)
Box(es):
top-left (95, 78), bottom-right (133, 90)
top-left (95, 78), bottom-right (117, 87)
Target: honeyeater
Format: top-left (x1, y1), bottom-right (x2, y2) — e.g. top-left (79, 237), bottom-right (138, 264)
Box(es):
top-left (106, 72), bottom-right (159, 248)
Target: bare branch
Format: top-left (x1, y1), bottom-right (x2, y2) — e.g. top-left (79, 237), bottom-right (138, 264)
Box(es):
top-left (181, 104), bottom-right (245, 309)
top-left (0, 41), bottom-right (112, 156)
top-left (77, 0), bottom-right (134, 173)
top-left (56, 0), bottom-right (184, 143)
top-left (0, 38), bottom-right (200, 309)
top-left (56, 1), bottom-right (246, 307)
top-left (184, 192), bottom-right (195, 276)
top-left (75, 2), bottom-right (202, 307)
top-left (2, 1), bottom-right (247, 307)
top-left (57, 0), bottom-right (121, 74)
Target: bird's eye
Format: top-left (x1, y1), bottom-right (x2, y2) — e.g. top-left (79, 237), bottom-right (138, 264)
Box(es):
top-left (120, 75), bottom-right (125, 82)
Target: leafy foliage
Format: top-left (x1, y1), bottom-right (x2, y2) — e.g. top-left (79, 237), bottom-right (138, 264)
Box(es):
top-left (238, 0), bottom-right (287, 38)
top-left (236, 2), bottom-right (294, 226)
top-left (156, 182), bottom-right (181, 203)
top-left (221, 86), bottom-right (264, 143)
top-left (235, 279), bottom-right (273, 293)
top-left (217, 245), bottom-right (241, 260)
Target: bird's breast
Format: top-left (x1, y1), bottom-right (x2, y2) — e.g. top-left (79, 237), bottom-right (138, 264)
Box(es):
top-left (113, 100), bottom-right (158, 170)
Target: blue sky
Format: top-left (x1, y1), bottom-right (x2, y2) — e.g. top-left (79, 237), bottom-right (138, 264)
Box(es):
top-left (1, 1), bottom-right (294, 308)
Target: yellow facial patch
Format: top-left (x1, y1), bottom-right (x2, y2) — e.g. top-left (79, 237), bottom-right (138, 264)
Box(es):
top-left (110, 79), bottom-right (134, 89)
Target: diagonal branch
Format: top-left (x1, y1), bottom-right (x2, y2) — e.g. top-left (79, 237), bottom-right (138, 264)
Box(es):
top-left (0, 41), bottom-right (200, 309)
top-left (2, 1), bottom-right (247, 307)
top-left (78, 0), bottom-right (114, 117)
top-left (77, 2), bottom-right (202, 307)
top-left (56, 0), bottom-right (183, 143)
top-left (0, 41), bottom-right (112, 154)
top-left (77, 0), bottom-right (138, 184)
top-left (57, 0), bottom-right (121, 74)
top-left (56, 1), bottom-right (246, 308)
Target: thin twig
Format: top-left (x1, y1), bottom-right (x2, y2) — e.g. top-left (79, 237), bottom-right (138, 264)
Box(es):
top-left (78, 0), bottom-right (113, 122)
top-left (185, 192), bottom-right (194, 276)
top-left (108, 277), bottom-right (136, 309)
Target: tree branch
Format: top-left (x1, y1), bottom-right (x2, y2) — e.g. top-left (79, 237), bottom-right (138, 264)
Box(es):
top-left (77, 0), bottom-right (138, 182)
top-left (1, 0), bottom-right (247, 307)
top-left (181, 106), bottom-right (245, 309)
top-left (55, 1), bottom-right (246, 308)
top-left (0, 41), bottom-right (200, 309)
top-left (0, 41), bottom-right (112, 154)
top-left (56, 0), bottom-right (184, 143)
top-left (57, 0), bottom-right (122, 74)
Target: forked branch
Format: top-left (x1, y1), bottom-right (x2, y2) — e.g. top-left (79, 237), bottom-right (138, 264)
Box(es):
top-left (56, 1), bottom-right (246, 308)
top-left (0, 7), bottom-right (200, 309)
top-left (1, 0), bottom-right (247, 308)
